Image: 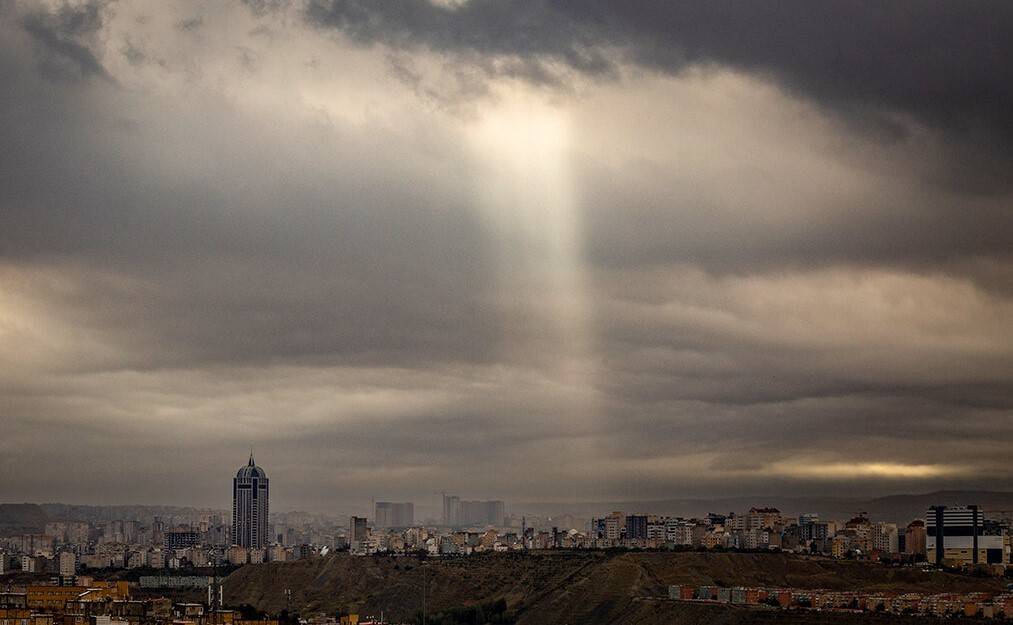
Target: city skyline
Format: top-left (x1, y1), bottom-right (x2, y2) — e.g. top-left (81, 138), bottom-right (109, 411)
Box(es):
top-left (1, 0), bottom-right (1012, 510)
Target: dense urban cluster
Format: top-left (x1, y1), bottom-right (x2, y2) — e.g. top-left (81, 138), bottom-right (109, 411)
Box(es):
top-left (3, 457), bottom-right (1012, 577)
top-left (0, 580), bottom-right (282, 625)
top-left (1, 456), bottom-right (1012, 625)
top-left (667, 583), bottom-right (1013, 619)
top-left (582, 504), bottom-right (1013, 570)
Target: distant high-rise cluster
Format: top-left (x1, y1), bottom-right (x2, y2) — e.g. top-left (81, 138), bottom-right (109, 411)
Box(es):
top-left (232, 454), bottom-right (269, 549)
top-left (442, 494), bottom-right (505, 527)
top-left (373, 502), bottom-right (414, 528)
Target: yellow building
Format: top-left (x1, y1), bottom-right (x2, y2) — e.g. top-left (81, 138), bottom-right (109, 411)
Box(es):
top-left (0, 611), bottom-right (51, 625)
top-left (0, 608), bottom-right (31, 625)
top-left (27, 583), bottom-right (129, 612)
top-left (831, 535), bottom-right (849, 558)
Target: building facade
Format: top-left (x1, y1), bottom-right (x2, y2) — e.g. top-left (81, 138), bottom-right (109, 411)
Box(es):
top-left (348, 517), bottom-right (368, 550)
top-left (926, 505), bottom-right (1003, 565)
top-left (57, 551), bottom-right (75, 577)
top-left (626, 515), bottom-right (648, 540)
top-left (232, 454), bottom-right (269, 550)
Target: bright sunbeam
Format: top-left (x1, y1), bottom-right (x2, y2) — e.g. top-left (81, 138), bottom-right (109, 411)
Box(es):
top-left (467, 90), bottom-right (592, 389)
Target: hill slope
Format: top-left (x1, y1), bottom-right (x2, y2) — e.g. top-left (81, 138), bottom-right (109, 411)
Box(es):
top-left (223, 551), bottom-right (1002, 624)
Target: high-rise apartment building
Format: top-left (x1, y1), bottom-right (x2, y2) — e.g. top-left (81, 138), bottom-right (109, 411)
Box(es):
top-left (442, 494), bottom-right (460, 526)
top-left (58, 551), bottom-right (76, 577)
top-left (604, 511), bottom-right (624, 541)
top-left (460, 500), bottom-right (505, 526)
top-left (232, 454), bottom-right (269, 549)
top-left (904, 520), bottom-right (926, 556)
top-left (442, 495), bottom-right (505, 527)
top-left (626, 515), bottom-right (648, 540)
top-left (871, 522), bottom-right (899, 554)
top-left (348, 516), bottom-right (368, 549)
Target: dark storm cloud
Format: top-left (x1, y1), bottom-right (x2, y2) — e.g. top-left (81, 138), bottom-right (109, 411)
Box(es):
top-left (18, 0), bottom-right (111, 81)
top-left (305, 0), bottom-right (1013, 192)
top-left (241, 0), bottom-right (291, 18)
top-left (175, 16), bottom-right (203, 31)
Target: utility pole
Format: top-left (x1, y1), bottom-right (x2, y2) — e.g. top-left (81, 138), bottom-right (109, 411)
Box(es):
top-left (208, 548), bottom-right (220, 625)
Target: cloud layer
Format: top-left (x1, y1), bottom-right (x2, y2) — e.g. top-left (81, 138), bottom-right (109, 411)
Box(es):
top-left (0, 0), bottom-right (1011, 512)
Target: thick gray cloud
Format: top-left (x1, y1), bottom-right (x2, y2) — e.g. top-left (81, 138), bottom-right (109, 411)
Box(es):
top-left (305, 0), bottom-right (1013, 192)
top-left (18, 0), bottom-right (110, 80)
top-left (0, 0), bottom-right (1011, 512)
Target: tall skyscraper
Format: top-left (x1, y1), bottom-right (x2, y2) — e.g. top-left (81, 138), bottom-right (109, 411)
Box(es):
top-left (442, 494), bottom-right (460, 527)
top-left (233, 453), bottom-right (269, 549)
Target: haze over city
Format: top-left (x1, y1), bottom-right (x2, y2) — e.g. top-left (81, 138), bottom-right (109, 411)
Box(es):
top-left (1, 0), bottom-right (1012, 514)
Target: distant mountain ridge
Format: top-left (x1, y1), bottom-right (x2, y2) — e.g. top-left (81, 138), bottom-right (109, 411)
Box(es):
top-left (0, 503), bottom-right (48, 535)
top-left (38, 503), bottom-right (227, 524)
top-left (7, 490), bottom-right (1013, 528)
top-left (511, 490), bottom-right (1013, 524)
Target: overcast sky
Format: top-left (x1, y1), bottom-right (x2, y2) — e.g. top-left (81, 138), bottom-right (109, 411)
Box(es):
top-left (1, 0), bottom-right (1012, 513)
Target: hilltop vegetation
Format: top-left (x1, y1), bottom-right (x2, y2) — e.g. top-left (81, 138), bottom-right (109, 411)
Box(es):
top-left (223, 551), bottom-right (1002, 625)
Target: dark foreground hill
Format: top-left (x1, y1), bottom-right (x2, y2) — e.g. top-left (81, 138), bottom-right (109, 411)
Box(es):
top-left (223, 551), bottom-right (1003, 625)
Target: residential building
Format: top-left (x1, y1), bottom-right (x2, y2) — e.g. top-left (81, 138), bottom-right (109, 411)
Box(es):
top-left (57, 552), bottom-right (75, 577)
top-left (164, 531), bottom-right (200, 551)
top-left (348, 517), bottom-right (368, 550)
top-left (871, 523), bottom-right (899, 555)
top-left (625, 515), bottom-right (648, 540)
top-left (442, 495), bottom-right (460, 526)
top-left (748, 508), bottom-right (782, 530)
top-left (646, 516), bottom-right (667, 541)
top-left (604, 512), bottom-right (624, 541)
top-left (905, 520), bottom-right (926, 557)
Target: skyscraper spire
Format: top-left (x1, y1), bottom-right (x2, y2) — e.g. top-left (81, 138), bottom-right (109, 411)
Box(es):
top-left (249, 450), bottom-right (255, 466)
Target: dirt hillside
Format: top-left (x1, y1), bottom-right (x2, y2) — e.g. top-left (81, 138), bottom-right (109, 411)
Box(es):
top-left (223, 551), bottom-right (1002, 624)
